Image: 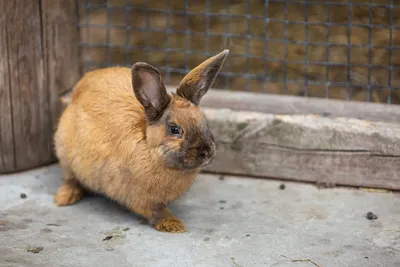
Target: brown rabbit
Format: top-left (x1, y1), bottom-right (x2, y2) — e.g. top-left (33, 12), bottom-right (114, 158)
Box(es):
top-left (53, 49), bottom-right (229, 233)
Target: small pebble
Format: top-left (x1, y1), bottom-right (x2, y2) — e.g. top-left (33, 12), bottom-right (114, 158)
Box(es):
top-left (219, 200), bottom-right (227, 204)
top-left (20, 193), bottom-right (27, 199)
top-left (366, 212), bottom-right (378, 220)
top-left (123, 227), bottom-right (130, 231)
top-left (106, 248), bottom-right (115, 251)
top-left (365, 256), bottom-right (369, 259)
top-left (279, 184), bottom-right (286, 190)
top-left (204, 237), bottom-right (210, 241)
top-left (246, 234), bottom-right (250, 237)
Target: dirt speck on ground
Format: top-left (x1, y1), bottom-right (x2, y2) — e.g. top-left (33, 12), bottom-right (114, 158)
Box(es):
top-left (231, 257), bottom-right (242, 267)
top-left (46, 223), bottom-right (61, 227)
top-left (219, 175), bottom-right (225, 181)
top-left (279, 184), bottom-right (286, 190)
top-left (101, 227), bottom-right (127, 241)
top-left (20, 193), bottom-right (27, 199)
top-left (366, 212), bottom-right (378, 220)
top-left (40, 228), bottom-right (52, 233)
top-left (322, 112), bottom-right (332, 117)
top-left (102, 236), bottom-right (113, 241)
top-left (219, 200), bottom-right (227, 204)
top-left (27, 246), bottom-right (43, 254)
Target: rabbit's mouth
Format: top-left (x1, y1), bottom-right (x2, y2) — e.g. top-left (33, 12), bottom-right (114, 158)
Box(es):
top-left (199, 153), bottom-right (216, 168)
top-left (164, 152), bottom-right (214, 171)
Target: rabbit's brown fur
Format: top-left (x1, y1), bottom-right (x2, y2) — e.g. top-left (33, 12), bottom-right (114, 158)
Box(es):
top-left (54, 50), bottom-right (229, 233)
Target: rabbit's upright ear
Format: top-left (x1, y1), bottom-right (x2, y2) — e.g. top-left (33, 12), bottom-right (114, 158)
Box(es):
top-left (132, 62), bottom-right (171, 122)
top-left (177, 49), bottom-right (229, 106)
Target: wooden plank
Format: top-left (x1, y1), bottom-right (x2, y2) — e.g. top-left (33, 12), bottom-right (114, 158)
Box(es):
top-left (183, 88), bottom-right (400, 124)
top-left (41, 0), bottom-right (81, 132)
top-left (203, 108), bottom-right (400, 190)
top-left (0, 2), bottom-right (16, 172)
top-left (2, 0), bottom-right (51, 172)
top-left (60, 90), bottom-right (400, 190)
top-left (0, 0), bottom-right (80, 173)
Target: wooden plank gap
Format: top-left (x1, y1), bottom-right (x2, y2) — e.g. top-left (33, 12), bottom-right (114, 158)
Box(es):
top-left (5, 16), bottom-right (17, 170)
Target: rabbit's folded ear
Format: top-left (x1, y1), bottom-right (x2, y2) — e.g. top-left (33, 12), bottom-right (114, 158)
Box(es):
top-left (177, 49), bottom-right (229, 105)
top-left (132, 62), bottom-right (171, 122)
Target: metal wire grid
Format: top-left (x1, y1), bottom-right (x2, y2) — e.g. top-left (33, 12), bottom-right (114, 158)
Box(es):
top-left (79, 0), bottom-right (400, 104)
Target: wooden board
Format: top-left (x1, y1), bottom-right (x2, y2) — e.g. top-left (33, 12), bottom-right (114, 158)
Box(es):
top-left (193, 89), bottom-right (400, 124)
top-left (0, 2), bottom-right (15, 172)
top-left (203, 108), bottom-right (400, 190)
top-left (60, 89), bottom-right (400, 190)
top-left (0, 0), bottom-right (80, 174)
top-left (41, 0), bottom-right (81, 131)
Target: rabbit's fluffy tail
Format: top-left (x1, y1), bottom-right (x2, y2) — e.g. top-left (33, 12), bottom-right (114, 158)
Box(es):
top-left (60, 83), bottom-right (77, 105)
top-left (60, 92), bottom-right (72, 105)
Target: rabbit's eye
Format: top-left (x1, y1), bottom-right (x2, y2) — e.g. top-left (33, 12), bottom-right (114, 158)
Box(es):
top-left (168, 124), bottom-right (182, 136)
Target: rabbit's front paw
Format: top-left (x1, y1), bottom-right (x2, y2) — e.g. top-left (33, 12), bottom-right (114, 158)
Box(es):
top-left (154, 217), bottom-right (186, 233)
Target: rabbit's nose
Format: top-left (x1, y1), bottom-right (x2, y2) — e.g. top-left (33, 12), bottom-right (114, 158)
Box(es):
top-left (199, 145), bottom-right (214, 159)
top-left (199, 149), bottom-right (209, 158)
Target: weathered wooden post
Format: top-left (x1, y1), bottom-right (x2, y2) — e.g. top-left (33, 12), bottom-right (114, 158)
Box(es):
top-left (0, 0), bottom-right (81, 173)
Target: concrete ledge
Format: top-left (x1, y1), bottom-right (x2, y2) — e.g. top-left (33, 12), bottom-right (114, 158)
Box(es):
top-left (60, 89), bottom-right (400, 190)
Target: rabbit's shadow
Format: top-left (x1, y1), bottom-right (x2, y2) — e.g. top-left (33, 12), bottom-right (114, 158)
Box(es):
top-left (69, 187), bottom-right (193, 225)
top-left (41, 165), bottom-right (223, 229)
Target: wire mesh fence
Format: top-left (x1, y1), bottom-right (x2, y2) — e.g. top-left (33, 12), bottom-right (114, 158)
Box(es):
top-left (79, 0), bottom-right (400, 104)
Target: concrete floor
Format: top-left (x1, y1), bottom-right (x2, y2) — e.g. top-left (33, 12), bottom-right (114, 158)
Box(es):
top-left (0, 164), bottom-right (399, 267)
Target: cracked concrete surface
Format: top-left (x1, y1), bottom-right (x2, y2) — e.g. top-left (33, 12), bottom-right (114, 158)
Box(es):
top-left (1, 164), bottom-right (399, 267)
